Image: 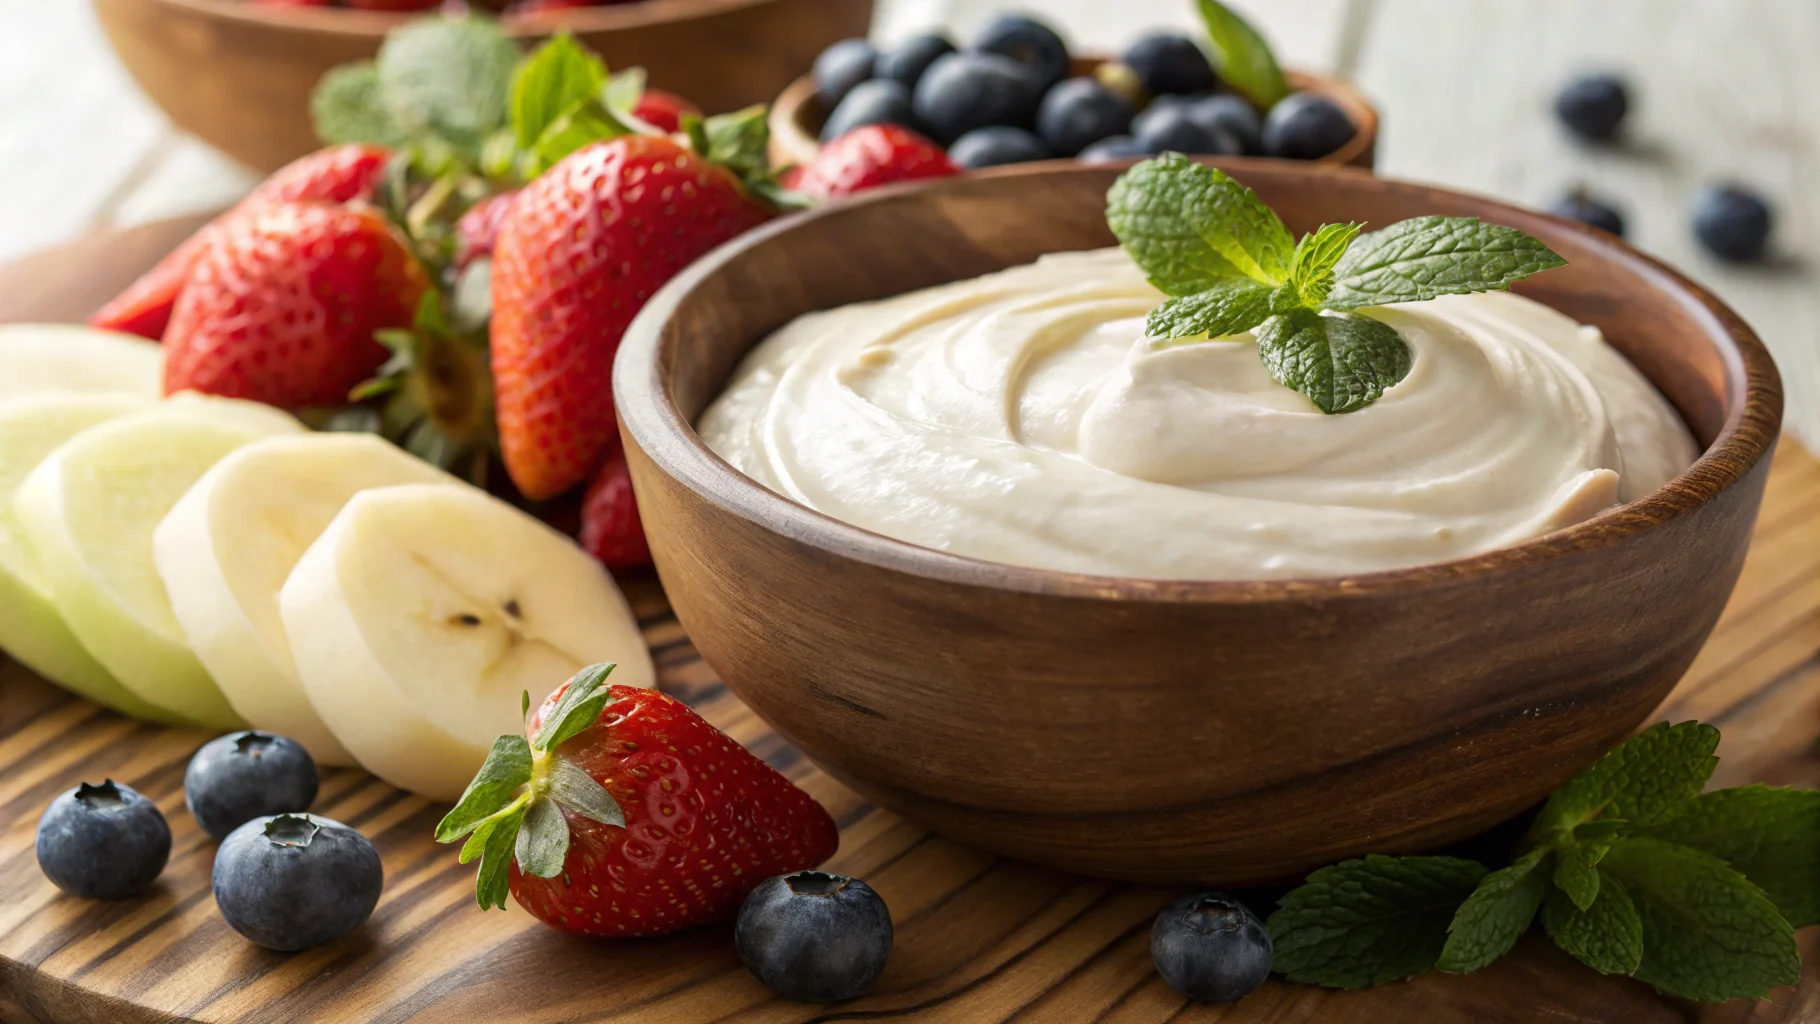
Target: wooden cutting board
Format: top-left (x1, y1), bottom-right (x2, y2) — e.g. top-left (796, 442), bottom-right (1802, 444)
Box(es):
top-left (1, 219), bottom-right (1817, 1024)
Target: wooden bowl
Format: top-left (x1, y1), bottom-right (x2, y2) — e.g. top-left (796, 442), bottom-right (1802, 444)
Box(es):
top-left (93, 0), bottom-right (875, 173)
top-left (768, 60), bottom-right (1379, 170)
top-left (615, 160), bottom-right (1781, 884)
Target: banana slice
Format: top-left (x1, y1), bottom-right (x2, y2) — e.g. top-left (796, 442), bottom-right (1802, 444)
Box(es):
top-left (155, 434), bottom-right (453, 765)
top-left (0, 393), bottom-right (161, 716)
top-left (280, 483), bottom-right (655, 800)
top-left (14, 394), bottom-right (305, 728)
top-left (0, 324), bottom-right (163, 400)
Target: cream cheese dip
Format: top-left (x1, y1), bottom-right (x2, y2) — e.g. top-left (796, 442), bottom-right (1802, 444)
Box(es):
top-left (697, 248), bottom-right (1699, 581)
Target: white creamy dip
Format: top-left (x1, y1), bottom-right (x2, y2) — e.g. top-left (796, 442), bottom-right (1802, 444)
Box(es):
top-left (698, 248), bottom-right (1698, 580)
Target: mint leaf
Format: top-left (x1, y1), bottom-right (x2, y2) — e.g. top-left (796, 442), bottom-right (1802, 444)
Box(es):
top-left (1108, 154), bottom-right (1295, 294)
top-left (510, 32), bottom-right (609, 150)
top-left (1438, 849), bottom-right (1550, 974)
top-left (526, 97), bottom-right (632, 175)
top-left (548, 755), bottom-right (624, 827)
top-left (1554, 841), bottom-right (1607, 912)
top-left (603, 66), bottom-right (646, 121)
top-left (471, 802), bottom-right (525, 911)
top-left (1196, 0), bottom-right (1289, 108)
top-left (1255, 308), bottom-right (1412, 414)
top-left (1268, 854), bottom-right (1487, 989)
top-left (377, 17), bottom-right (522, 153)
top-left (1146, 278), bottom-right (1275, 342)
top-left (1643, 785), bottom-right (1820, 928)
top-left (1541, 875), bottom-right (1643, 975)
top-left (1287, 222), bottom-right (1362, 307)
top-left (515, 794), bottom-right (569, 878)
top-left (312, 62), bottom-right (409, 148)
top-left (1532, 722), bottom-right (1720, 839)
top-left (1325, 216), bottom-right (1568, 311)
top-left (434, 734), bottom-right (533, 842)
top-left (533, 662), bottom-right (618, 752)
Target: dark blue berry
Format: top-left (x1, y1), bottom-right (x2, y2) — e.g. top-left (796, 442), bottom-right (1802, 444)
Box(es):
top-left (1185, 94), bottom-right (1264, 155)
top-left (971, 13), bottom-right (1070, 94)
top-left (737, 871), bottom-right (892, 1002)
top-left (1692, 185), bottom-right (1774, 262)
top-left (1549, 192), bottom-right (1626, 237)
top-left (821, 79), bottom-right (918, 142)
top-left (875, 33), bottom-right (955, 89)
top-left (1554, 73), bottom-right (1629, 142)
top-left (213, 814), bottom-right (383, 952)
top-left (36, 780), bottom-right (170, 899)
top-left (949, 126), bottom-right (1051, 168)
top-left (912, 52), bottom-right (1042, 144)
top-left (1261, 92), bottom-right (1354, 159)
top-left (1151, 893), bottom-right (1273, 1003)
top-left (1077, 134), bottom-right (1154, 164)
top-left (1133, 103), bottom-right (1241, 156)
top-left (813, 39), bottom-right (877, 111)
top-left (1121, 33), bottom-right (1217, 96)
top-left (185, 730), bottom-right (319, 841)
top-left (1036, 78), bottom-right (1133, 156)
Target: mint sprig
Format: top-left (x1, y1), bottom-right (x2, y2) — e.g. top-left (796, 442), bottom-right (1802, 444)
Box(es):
top-left (1268, 722), bottom-right (1815, 1002)
top-left (1195, 0), bottom-right (1290, 109)
top-left (1107, 154), bottom-right (1568, 414)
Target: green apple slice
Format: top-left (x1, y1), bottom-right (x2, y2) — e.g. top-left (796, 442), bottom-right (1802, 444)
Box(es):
top-left (0, 324), bottom-right (163, 401)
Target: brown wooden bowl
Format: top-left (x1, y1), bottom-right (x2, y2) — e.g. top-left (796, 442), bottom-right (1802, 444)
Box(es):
top-left (614, 160), bottom-right (1781, 884)
top-left (93, 0), bottom-right (874, 173)
top-left (768, 58), bottom-right (1379, 170)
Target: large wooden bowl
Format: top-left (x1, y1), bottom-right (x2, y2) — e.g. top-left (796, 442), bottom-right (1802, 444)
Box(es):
top-left (93, 0), bottom-right (874, 173)
top-left (614, 160), bottom-right (1781, 884)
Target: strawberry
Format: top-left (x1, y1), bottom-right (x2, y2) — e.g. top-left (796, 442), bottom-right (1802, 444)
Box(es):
top-left (794, 124), bottom-right (958, 200)
top-left (631, 89), bottom-right (699, 134)
top-left (436, 665), bottom-right (839, 937)
top-left (580, 446), bottom-right (652, 569)
top-left (454, 190), bottom-right (519, 270)
top-left (91, 144), bottom-right (390, 341)
top-left (164, 202), bottom-right (429, 409)
top-left (490, 134), bottom-right (771, 499)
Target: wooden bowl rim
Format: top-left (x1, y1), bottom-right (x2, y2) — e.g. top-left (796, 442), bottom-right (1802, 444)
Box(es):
top-left (150, 0), bottom-right (787, 38)
top-left (617, 159), bottom-right (1783, 604)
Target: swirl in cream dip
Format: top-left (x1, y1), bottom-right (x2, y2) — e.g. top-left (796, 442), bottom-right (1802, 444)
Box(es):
top-left (697, 248), bottom-right (1698, 580)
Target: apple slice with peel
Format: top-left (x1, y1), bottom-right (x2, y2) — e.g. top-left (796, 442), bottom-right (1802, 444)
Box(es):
top-left (280, 483), bottom-right (656, 800)
top-left (155, 433), bottom-right (454, 765)
top-left (0, 324), bottom-right (163, 401)
top-left (0, 393), bottom-right (169, 718)
top-left (14, 394), bottom-right (305, 728)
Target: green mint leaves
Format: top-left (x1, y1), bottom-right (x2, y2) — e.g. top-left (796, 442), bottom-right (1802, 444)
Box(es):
top-left (1195, 0), bottom-right (1289, 109)
top-left (1106, 154), bottom-right (1567, 414)
top-left (434, 662), bottom-right (628, 911)
top-left (1267, 722), bottom-right (1816, 1002)
top-left (509, 33), bottom-right (635, 177)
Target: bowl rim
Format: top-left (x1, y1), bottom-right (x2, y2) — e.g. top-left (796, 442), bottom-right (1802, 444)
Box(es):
top-left (151, 0), bottom-right (786, 38)
top-left (616, 158), bottom-right (1783, 604)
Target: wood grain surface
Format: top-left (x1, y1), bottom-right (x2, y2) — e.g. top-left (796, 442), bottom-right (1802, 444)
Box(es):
top-left (0, 222), bottom-right (1815, 1022)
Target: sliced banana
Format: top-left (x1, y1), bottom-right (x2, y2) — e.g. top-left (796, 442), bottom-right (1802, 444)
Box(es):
top-left (0, 324), bottom-right (163, 401)
top-left (155, 434), bottom-right (453, 765)
top-left (14, 394), bottom-right (305, 728)
top-left (280, 483), bottom-right (655, 800)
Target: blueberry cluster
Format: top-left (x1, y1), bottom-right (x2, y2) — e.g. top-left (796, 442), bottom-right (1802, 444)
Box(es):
top-left (812, 16), bottom-right (1356, 170)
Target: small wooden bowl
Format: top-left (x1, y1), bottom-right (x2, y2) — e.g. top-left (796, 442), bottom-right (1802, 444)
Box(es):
top-left (768, 60), bottom-right (1379, 169)
top-left (93, 0), bottom-right (874, 173)
top-left (616, 160), bottom-right (1781, 884)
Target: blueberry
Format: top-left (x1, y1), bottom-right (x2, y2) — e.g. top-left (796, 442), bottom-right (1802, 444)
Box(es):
top-left (1261, 92), bottom-right (1354, 159)
top-left (876, 33), bottom-right (955, 89)
top-left (1185, 94), bottom-right (1264, 155)
top-left (1549, 191), bottom-right (1626, 237)
top-left (971, 13), bottom-right (1070, 94)
top-left (1077, 134), bottom-right (1153, 164)
top-left (213, 813), bottom-right (383, 952)
top-left (185, 731), bottom-right (319, 841)
top-left (737, 870), bottom-right (892, 1002)
top-left (822, 79), bottom-right (919, 142)
top-left (1121, 33), bottom-right (1217, 96)
top-left (1133, 103), bottom-right (1241, 156)
top-left (36, 780), bottom-right (170, 899)
top-left (1151, 893), bottom-right (1273, 1003)
top-left (1554, 73), bottom-right (1628, 142)
top-left (1692, 185), bottom-right (1774, 262)
top-left (949, 126), bottom-right (1052, 168)
top-left (1036, 78), bottom-right (1133, 156)
top-left (813, 38), bottom-right (877, 111)
top-left (912, 52), bottom-right (1042, 144)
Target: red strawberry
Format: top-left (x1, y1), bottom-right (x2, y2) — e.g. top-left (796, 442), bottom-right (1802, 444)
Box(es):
top-left (631, 89), bottom-right (699, 134)
top-left (795, 124), bottom-right (957, 200)
top-left (91, 144), bottom-right (390, 340)
top-left (491, 134), bottom-right (771, 499)
top-left (454, 190), bottom-right (519, 270)
top-left (580, 446), bottom-right (652, 569)
top-left (344, 0), bottom-right (445, 8)
top-left (164, 202), bottom-right (429, 409)
top-left (437, 665), bottom-right (839, 938)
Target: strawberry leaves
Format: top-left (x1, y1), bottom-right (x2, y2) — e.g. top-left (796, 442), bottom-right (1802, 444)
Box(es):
top-left (532, 661), bottom-right (620, 752)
